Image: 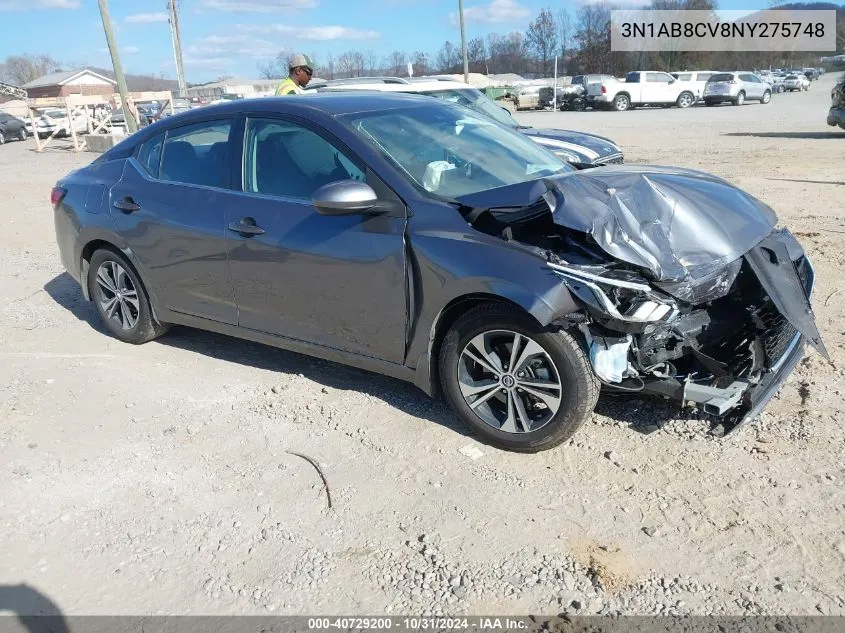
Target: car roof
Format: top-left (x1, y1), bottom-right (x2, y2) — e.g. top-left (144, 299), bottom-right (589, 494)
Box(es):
top-left (313, 80), bottom-right (474, 94)
top-left (160, 92), bottom-right (438, 121)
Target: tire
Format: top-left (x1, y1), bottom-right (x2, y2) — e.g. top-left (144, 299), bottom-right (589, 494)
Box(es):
top-left (0, 130), bottom-right (5, 145)
top-left (676, 91), bottom-right (695, 108)
top-left (87, 248), bottom-right (169, 345)
top-left (734, 91), bottom-right (745, 106)
top-left (761, 90), bottom-right (771, 104)
top-left (438, 303), bottom-right (599, 453)
top-left (613, 94), bottom-right (630, 111)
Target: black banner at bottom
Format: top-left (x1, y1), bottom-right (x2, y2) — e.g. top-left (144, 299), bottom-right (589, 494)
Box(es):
top-left (1, 616), bottom-right (844, 633)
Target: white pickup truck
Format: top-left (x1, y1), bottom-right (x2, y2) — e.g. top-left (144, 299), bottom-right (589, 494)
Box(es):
top-left (588, 71), bottom-right (698, 111)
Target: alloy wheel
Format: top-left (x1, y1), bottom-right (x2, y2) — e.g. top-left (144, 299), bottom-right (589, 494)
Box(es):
top-left (457, 329), bottom-right (563, 434)
top-left (678, 93), bottom-right (694, 108)
top-left (95, 260), bottom-right (140, 331)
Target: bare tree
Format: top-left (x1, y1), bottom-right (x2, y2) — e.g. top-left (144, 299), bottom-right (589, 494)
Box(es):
top-left (573, 4), bottom-right (611, 73)
top-left (365, 50), bottom-right (378, 75)
top-left (326, 52), bottom-right (335, 80)
top-left (411, 51), bottom-right (430, 76)
top-left (435, 41), bottom-right (460, 73)
top-left (556, 8), bottom-right (572, 73)
top-left (2, 54), bottom-right (62, 85)
top-left (526, 8), bottom-right (558, 76)
top-left (467, 37), bottom-right (487, 74)
top-left (388, 50), bottom-right (407, 76)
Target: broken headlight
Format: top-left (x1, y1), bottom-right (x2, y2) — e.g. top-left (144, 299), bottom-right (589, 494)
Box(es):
top-left (548, 261), bottom-right (677, 323)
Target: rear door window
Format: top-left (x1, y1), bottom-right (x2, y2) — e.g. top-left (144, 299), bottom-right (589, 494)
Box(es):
top-left (159, 119), bottom-right (233, 189)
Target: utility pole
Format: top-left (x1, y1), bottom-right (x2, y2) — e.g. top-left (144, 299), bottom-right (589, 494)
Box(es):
top-left (168, 0), bottom-right (188, 98)
top-left (98, 0), bottom-right (137, 133)
top-left (458, 0), bottom-right (469, 83)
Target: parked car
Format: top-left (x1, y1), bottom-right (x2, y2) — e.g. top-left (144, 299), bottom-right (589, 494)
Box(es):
top-left (108, 108), bottom-right (150, 131)
top-left (670, 70), bottom-right (717, 100)
top-left (782, 74), bottom-right (804, 92)
top-left (514, 85), bottom-right (542, 110)
top-left (309, 78), bottom-right (624, 166)
top-left (803, 68), bottom-right (819, 81)
top-left (703, 72), bottom-right (772, 106)
top-left (52, 93), bottom-right (825, 451)
top-left (156, 98), bottom-right (192, 120)
top-left (589, 71), bottom-right (698, 111)
top-left (799, 74), bottom-right (811, 90)
top-left (826, 76), bottom-right (845, 130)
top-left (0, 112), bottom-right (29, 144)
top-left (34, 108), bottom-right (87, 138)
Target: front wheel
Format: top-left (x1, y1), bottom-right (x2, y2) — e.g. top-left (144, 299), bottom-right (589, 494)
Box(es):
top-left (761, 90), bottom-right (771, 104)
top-left (18, 127), bottom-right (27, 141)
top-left (613, 94), bottom-right (630, 111)
top-left (0, 131), bottom-right (5, 145)
top-left (87, 249), bottom-right (169, 344)
top-left (438, 304), bottom-right (599, 453)
top-left (677, 91), bottom-right (695, 108)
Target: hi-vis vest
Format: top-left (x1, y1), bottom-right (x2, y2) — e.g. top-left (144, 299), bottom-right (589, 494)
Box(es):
top-left (275, 78), bottom-right (303, 96)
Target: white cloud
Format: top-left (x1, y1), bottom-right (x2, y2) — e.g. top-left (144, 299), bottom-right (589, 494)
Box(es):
top-left (125, 12), bottom-right (169, 24)
top-left (199, 0), bottom-right (316, 12)
top-left (237, 23), bottom-right (380, 41)
top-left (186, 34), bottom-right (279, 60)
top-left (449, 0), bottom-right (529, 25)
top-left (0, 0), bottom-right (78, 10)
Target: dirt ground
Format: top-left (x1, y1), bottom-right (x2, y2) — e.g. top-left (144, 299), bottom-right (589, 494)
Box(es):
top-left (1, 74), bottom-right (844, 618)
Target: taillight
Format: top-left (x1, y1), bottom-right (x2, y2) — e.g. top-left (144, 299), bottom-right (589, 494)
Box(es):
top-left (601, 85), bottom-right (606, 94)
top-left (51, 186), bottom-right (67, 208)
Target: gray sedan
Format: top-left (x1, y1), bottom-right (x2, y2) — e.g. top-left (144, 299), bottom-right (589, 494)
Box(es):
top-left (51, 93), bottom-right (824, 451)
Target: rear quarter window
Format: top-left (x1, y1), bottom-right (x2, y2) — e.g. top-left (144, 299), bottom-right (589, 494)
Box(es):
top-left (136, 132), bottom-right (165, 178)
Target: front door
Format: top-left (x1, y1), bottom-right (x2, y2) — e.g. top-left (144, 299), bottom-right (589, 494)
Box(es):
top-left (109, 118), bottom-right (239, 324)
top-left (225, 116), bottom-right (408, 364)
top-left (644, 72), bottom-right (674, 103)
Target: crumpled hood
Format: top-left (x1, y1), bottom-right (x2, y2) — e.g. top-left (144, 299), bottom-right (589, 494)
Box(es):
top-left (521, 128), bottom-right (622, 161)
top-left (540, 164), bottom-right (778, 282)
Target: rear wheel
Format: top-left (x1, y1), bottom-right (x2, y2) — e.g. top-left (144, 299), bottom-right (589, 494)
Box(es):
top-left (734, 91), bottom-right (745, 106)
top-left (438, 303), bottom-right (599, 453)
top-left (676, 91), bottom-right (695, 108)
top-left (613, 94), bottom-right (630, 111)
top-left (87, 248), bottom-right (169, 345)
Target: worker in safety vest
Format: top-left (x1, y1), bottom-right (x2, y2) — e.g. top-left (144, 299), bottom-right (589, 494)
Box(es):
top-left (275, 53), bottom-right (315, 95)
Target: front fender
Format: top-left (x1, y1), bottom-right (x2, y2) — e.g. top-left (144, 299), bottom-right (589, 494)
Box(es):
top-left (404, 224), bottom-right (580, 395)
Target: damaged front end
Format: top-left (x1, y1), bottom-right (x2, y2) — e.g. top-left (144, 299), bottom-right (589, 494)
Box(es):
top-left (458, 166), bottom-right (828, 434)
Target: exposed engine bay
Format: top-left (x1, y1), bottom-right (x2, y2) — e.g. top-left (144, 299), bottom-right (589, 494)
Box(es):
top-left (455, 166), bottom-right (828, 433)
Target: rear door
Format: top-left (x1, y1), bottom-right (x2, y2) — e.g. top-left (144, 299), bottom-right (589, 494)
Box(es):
top-left (224, 115), bottom-right (408, 363)
top-left (109, 117), bottom-right (239, 324)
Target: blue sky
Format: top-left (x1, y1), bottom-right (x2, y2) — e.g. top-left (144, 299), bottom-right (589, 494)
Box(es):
top-left (1, 0), bottom-right (791, 82)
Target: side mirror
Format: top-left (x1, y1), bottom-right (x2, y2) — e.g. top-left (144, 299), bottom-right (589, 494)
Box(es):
top-left (313, 180), bottom-right (378, 216)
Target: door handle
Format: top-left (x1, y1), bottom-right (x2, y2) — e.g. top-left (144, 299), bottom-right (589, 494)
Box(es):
top-left (228, 219), bottom-right (265, 236)
top-left (113, 197), bottom-right (141, 213)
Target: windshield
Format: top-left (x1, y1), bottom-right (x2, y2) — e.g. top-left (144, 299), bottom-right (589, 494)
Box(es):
top-left (43, 109), bottom-right (66, 118)
top-left (421, 87), bottom-right (518, 128)
top-left (342, 103), bottom-right (572, 198)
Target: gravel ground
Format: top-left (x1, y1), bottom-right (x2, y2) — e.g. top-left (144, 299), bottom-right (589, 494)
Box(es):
top-left (1, 74), bottom-right (844, 617)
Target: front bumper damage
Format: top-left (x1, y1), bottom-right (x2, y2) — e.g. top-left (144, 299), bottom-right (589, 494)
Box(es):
top-left (456, 166), bottom-right (827, 433)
